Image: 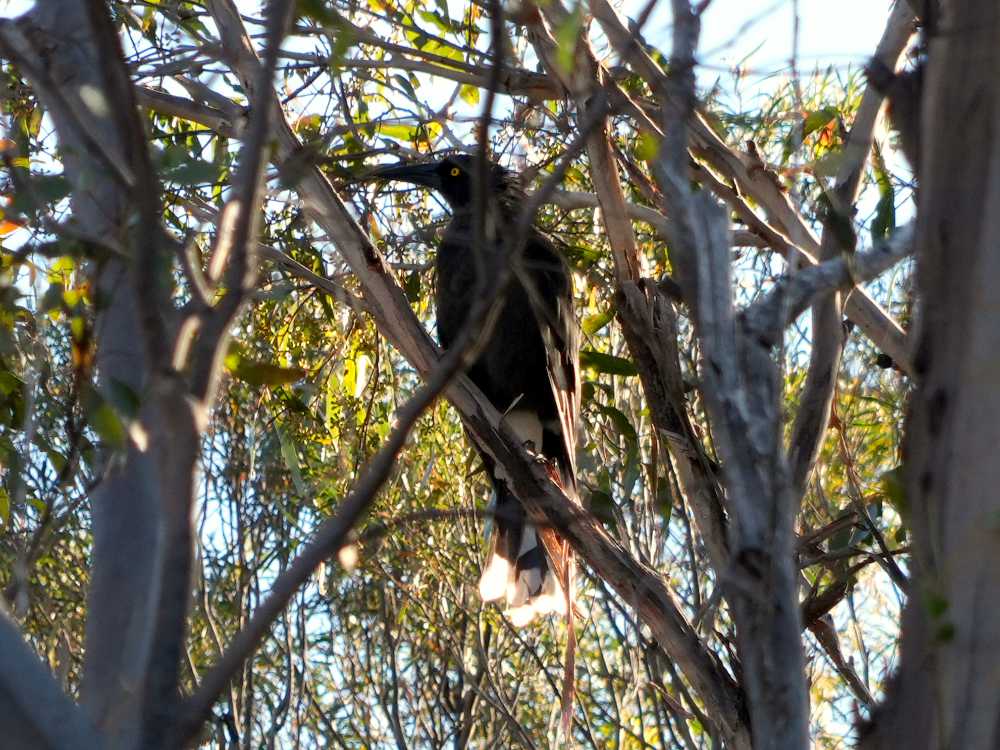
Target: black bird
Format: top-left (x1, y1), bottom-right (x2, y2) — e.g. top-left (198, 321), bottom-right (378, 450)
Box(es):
top-left (372, 154), bottom-right (580, 626)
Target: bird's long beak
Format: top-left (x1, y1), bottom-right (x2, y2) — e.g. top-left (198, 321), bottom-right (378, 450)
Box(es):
top-left (367, 161), bottom-right (442, 191)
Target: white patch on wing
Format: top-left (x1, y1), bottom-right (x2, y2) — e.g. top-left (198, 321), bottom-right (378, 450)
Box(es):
top-left (478, 554), bottom-right (511, 602)
top-left (493, 408), bottom-right (543, 482)
top-left (532, 571), bottom-right (566, 615)
top-left (504, 574), bottom-right (566, 626)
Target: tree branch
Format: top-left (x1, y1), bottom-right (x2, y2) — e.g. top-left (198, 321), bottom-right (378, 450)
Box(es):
top-left (200, 1), bottom-right (750, 745)
top-left (0, 613), bottom-right (104, 750)
top-left (649, 2), bottom-right (808, 747)
top-left (590, 0), bottom-right (914, 375)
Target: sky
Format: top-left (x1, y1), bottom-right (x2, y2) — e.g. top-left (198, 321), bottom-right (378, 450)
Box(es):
top-left (0, 0), bottom-right (895, 67)
top-left (647, 0), bottom-right (892, 80)
top-left (0, 0), bottom-right (897, 112)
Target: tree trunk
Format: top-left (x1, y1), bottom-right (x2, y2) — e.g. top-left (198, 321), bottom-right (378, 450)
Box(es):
top-left (13, 3), bottom-right (160, 745)
top-left (861, 3), bottom-right (1000, 748)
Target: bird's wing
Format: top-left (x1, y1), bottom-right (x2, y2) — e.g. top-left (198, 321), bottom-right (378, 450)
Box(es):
top-left (517, 229), bottom-right (581, 586)
top-left (520, 231), bottom-right (582, 733)
top-left (519, 230), bottom-right (580, 490)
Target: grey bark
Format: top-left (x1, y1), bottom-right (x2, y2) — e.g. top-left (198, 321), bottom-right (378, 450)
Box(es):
top-left (860, 2), bottom-right (1000, 748)
top-left (0, 4), bottom-right (160, 745)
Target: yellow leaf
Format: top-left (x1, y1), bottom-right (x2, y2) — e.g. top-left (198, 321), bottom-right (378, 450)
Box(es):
top-left (0, 220), bottom-right (23, 236)
top-left (368, 214), bottom-right (382, 242)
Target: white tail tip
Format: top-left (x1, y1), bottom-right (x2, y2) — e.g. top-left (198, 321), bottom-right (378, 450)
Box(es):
top-left (507, 603), bottom-right (538, 627)
top-left (478, 554), bottom-right (511, 602)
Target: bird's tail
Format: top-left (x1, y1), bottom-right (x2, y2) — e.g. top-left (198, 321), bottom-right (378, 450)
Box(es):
top-left (478, 485), bottom-right (567, 627)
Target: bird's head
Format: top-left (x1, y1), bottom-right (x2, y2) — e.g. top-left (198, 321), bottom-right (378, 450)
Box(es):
top-left (369, 154), bottom-right (522, 211)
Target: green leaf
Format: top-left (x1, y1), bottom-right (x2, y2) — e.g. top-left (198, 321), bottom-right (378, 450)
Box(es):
top-left (297, 0), bottom-right (335, 24)
top-left (580, 349), bottom-right (637, 376)
top-left (596, 403), bottom-right (638, 445)
top-left (924, 590), bottom-right (948, 618)
top-left (554, 6), bottom-right (583, 75)
top-left (588, 489), bottom-right (616, 525)
top-left (392, 74), bottom-right (418, 100)
top-left (40, 282), bottom-right (65, 314)
top-left (226, 351), bottom-right (307, 388)
top-left (583, 309), bottom-right (614, 336)
top-left (162, 157), bottom-right (220, 186)
top-left (802, 106), bottom-right (838, 138)
top-left (0, 488), bottom-right (9, 527)
top-left (871, 143), bottom-right (896, 245)
top-left (417, 9), bottom-right (452, 34)
top-left (881, 464), bottom-right (908, 520)
top-left (278, 426), bottom-right (307, 494)
top-left (378, 122), bottom-right (442, 143)
top-left (655, 481), bottom-right (673, 523)
top-left (108, 378), bottom-right (142, 419)
top-left (404, 270), bottom-right (422, 304)
top-left (812, 149), bottom-right (846, 181)
top-left (636, 132), bottom-right (661, 162)
top-left (88, 402), bottom-right (126, 449)
top-left (0, 370), bottom-right (23, 396)
top-left (10, 174), bottom-right (71, 216)
top-left (459, 84), bottom-right (480, 106)
top-left (328, 19), bottom-right (357, 67)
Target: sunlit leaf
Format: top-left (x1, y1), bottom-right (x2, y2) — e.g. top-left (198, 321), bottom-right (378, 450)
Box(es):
top-left (162, 157), bottom-right (220, 186)
top-left (459, 84), bottom-right (480, 105)
top-left (802, 106), bottom-right (838, 138)
top-left (554, 6), bottom-right (582, 75)
top-left (583, 309), bottom-right (614, 335)
top-left (226, 354), bottom-right (307, 388)
top-left (580, 349), bottom-right (637, 376)
top-left (0, 219), bottom-right (24, 235)
top-left (278, 426), bottom-right (307, 494)
top-left (87, 401), bottom-right (126, 449)
top-left (871, 143), bottom-right (896, 244)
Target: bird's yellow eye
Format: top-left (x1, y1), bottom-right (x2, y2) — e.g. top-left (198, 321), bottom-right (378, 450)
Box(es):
top-left (449, 167), bottom-right (461, 177)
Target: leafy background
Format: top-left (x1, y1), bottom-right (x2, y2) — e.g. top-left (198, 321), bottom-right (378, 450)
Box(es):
top-left (0, 0), bottom-right (913, 746)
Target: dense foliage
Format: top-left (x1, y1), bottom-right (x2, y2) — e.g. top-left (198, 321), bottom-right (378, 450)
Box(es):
top-left (0, 1), bottom-right (916, 747)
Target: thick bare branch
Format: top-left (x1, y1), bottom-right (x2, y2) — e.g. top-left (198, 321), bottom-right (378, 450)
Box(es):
top-left (650, 3), bottom-right (808, 747)
top-left (746, 222), bottom-right (915, 341)
top-left (136, 86), bottom-right (245, 136)
top-left (861, 6), bottom-right (1000, 746)
top-left (674, 189), bottom-right (809, 750)
top-left (0, 614), bottom-right (104, 750)
top-left (1, 3), bottom-right (160, 743)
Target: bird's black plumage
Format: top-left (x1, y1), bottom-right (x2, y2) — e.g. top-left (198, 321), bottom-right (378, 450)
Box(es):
top-left (372, 154), bottom-right (580, 625)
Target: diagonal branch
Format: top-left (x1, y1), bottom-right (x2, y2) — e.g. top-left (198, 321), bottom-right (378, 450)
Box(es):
top-left (0, 614), bottom-right (104, 750)
top-left (746, 222), bottom-right (916, 348)
top-left (589, 0), bottom-right (915, 376)
top-left (204, 1), bottom-right (750, 746)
